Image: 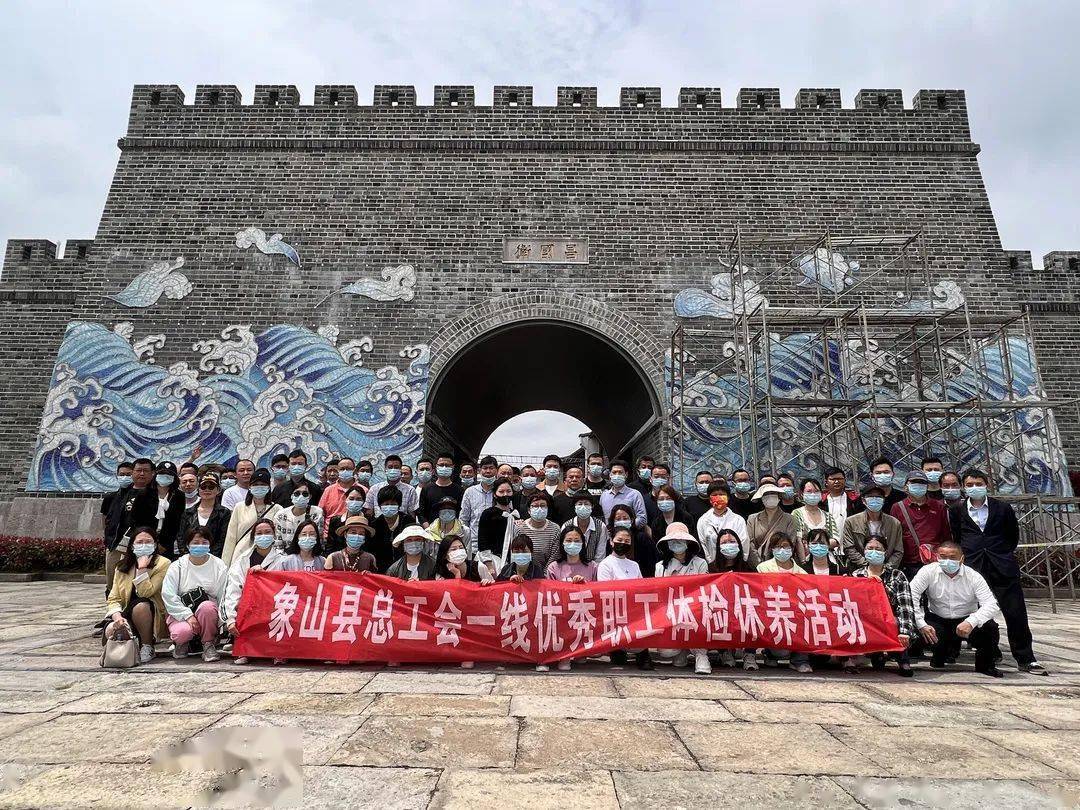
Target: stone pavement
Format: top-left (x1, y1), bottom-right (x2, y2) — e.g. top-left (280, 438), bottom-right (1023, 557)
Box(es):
top-left (0, 581), bottom-right (1077, 809)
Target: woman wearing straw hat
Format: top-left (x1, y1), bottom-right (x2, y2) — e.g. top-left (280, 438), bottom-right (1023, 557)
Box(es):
top-left (325, 515), bottom-right (378, 572)
top-left (745, 483), bottom-right (797, 563)
top-left (655, 522), bottom-right (712, 675)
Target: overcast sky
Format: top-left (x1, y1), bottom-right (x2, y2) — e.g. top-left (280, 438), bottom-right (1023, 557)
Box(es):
top-left (2, 1), bottom-right (1077, 455)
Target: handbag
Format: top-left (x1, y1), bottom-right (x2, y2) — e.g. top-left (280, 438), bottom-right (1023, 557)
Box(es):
top-left (180, 586), bottom-right (210, 612)
top-left (100, 624), bottom-right (138, 669)
top-left (896, 501), bottom-right (937, 563)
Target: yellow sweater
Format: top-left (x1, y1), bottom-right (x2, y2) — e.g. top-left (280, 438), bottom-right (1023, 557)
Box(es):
top-left (104, 554), bottom-right (170, 640)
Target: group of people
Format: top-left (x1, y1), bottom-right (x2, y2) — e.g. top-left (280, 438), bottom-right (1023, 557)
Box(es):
top-left (98, 450), bottom-right (1047, 678)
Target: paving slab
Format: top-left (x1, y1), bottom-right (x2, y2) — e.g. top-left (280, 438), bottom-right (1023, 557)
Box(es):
top-left (724, 699), bottom-right (880, 726)
top-left (0, 712), bottom-right (218, 764)
top-left (863, 682), bottom-right (1005, 706)
top-left (856, 701), bottom-right (1042, 730)
top-left (0, 670), bottom-right (86, 692)
top-left (734, 678), bottom-right (881, 703)
top-left (613, 676), bottom-right (749, 700)
top-left (982, 684), bottom-right (1080, 703)
top-left (304, 670), bottom-right (377, 693)
top-left (203, 712), bottom-right (362, 767)
top-left (976, 729), bottom-right (1080, 777)
top-left (614, 770), bottom-right (861, 808)
top-left (0, 713), bottom-right (60, 742)
top-left (510, 694), bottom-right (732, 722)
top-left (518, 718), bottom-right (695, 771)
top-left (834, 776), bottom-right (1077, 809)
top-left (430, 768), bottom-right (618, 809)
top-left (494, 673), bottom-right (618, 696)
top-left (56, 691), bottom-right (249, 715)
top-left (331, 715), bottom-right (518, 768)
top-left (0, 763), bottom-right (219, 809)
top-left (830, 725), bottom-right (1064, 779)
top-left (674, 721), bottom-right (869, 775)
top-left (231, 692), bottom-right (375, 715)
top-left (366, 693), bottom-right (511, 716)
top-left (71, 670), bottom-right (244, 694)
top-left (0, 690), bottom-right (92, 714)
top-left (298, 765), bottom-right (441, 809)
top-left (1005, 700), bottom-right (1080, 729)
top-left (360, 671), bottom-right (495, 695)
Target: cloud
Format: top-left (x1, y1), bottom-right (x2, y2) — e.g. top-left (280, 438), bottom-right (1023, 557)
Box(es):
top-left (481, 410), bottom-right (590, 459)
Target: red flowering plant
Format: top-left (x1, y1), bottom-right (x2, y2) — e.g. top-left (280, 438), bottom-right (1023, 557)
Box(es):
top-left (0, 536), bottom-right (104, 573)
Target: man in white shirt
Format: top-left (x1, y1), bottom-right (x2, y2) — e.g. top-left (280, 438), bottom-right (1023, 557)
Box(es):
top-left (695, 482), bottom-right (749, 563)
top-left (363, 454), bottom-right (420, 517)
top-left (599, 459), bottom-right (648, 527)
top-left (221, 459), bottom-right (254, 511)
top-left (460, 455), bottom-right (499, 546)
top-left (909, 539), bottom-right (1002, 677)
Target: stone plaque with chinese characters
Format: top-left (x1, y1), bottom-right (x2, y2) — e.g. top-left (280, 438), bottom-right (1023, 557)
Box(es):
top-left (502, 238), bottom-right (588, 264)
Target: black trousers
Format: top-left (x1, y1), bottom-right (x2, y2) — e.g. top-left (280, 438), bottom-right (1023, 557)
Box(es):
top-left (978, 565), bottom-right (1035, 666)
top-left (925, 611), bottom-right (999, 670)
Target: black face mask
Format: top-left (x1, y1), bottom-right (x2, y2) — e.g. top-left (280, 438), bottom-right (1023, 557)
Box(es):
top-left (495, 495), bottom-right (513, 506)
top-left (613, 543), bottom-right (632, 557)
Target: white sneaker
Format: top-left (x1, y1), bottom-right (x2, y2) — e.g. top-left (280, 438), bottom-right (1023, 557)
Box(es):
top-left (694, 652), bottom-right (712, 675)
top-left (557, 660), bottom-right (572, 671)
top-left (233, 656), bottom-right (248, 665)
top-left (672, 650), bottom-right (689, 668)
top-left (535, 664), bottom-right (550, 672)
top-left (139, 644), bottom-right (155, 664)
top-left (460, 661), bottom-right (475, 669)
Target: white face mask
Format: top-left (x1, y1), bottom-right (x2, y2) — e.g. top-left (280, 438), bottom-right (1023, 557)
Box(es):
top-left (447, 548), bottom-right (468, 565)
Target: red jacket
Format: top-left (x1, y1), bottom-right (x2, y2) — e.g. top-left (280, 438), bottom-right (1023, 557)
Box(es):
top-left (890, 496), bottom-right (951, 565)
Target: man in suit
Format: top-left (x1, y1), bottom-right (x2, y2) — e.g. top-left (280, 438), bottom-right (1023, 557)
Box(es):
top-left (842, 486), bottom-right (903, 569)
top-left (948, 468), bottom-right (1048, 675)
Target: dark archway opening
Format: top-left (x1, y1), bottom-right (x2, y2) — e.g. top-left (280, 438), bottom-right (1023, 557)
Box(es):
top-left (426, 320), bottom-right (659, 462)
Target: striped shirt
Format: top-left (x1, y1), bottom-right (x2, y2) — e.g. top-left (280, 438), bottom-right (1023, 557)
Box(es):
top-left (514, 518), bottom-right (561, 569)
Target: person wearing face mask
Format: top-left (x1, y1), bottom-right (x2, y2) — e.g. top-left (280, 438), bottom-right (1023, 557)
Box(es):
top-left (325, 515), bottom-right (378, 572)
top-left (151, 461), bottom-right (187, 560)
top-left (178, 471), bottom-right (200, 511)
top-left (547, 525), bottom-right (599, 583)
top-left (436, 533), bottom-right (492, 583)
top-left (756, 531), bottom-right (813, 673)
top-left (890, 470), bottom-right (951, 581)
top-left (939, 471), bottom-right (964, 505)
top-left (269, 453), bottom-right (291, 496)
top-left (276, 520), bottom-right (326, 572)
top-left (683, 470), bottom-right (714, 526)
top-left (222, 459), bottom-right (255, 511)
top-left (947, 469), bottom-right (1047, 675)
top-left (537, 454), bottom-right (566, 498)
top-left (458, 462), bottom-right (477, 489)
top-left (559, 492), bottom-right (610, 561)
top-left (746, 484), bottom-right (797, 562)
top-left (319, 455), bottom-right (357, 534)
top-left (791, 478), bottom-right (839, 554)
top-left (775, 473), bottom-right (798, 514)
top-left (414, 458), bottom-right (435, 500)
top-left (921, 456), bottom-right (945, 500)
top-left (599, 459), bottom-right (648, 528)
top-left (802, 528), bottom-right (847, 575)
top-left (371, 487), bottom-right (416, 571)
top-left (583, 453), bottom-right (608, 499)
top-left (224, 518), bottom-right (286, 665)
top-left (515, 465), bottom-right (542, 512)
top-left (696, 482), bottom-right (750, 565)
top-left (869, 456), bottom-right (906, 511)
top-left (654, 523), bottom-right (711, 674)
top-left (460, 455), bottom-right (499, 544)
top-left (851, 535), bottom-right (915, 677)
top-left (104, 526), bottom-right (170, 664)
top-left (387, 526), bottom-right (438, 581)
top-left (650, 484), bottom-right (696, 545)
top-left (162, 528), bottom-right (229, 662)
top-left (273, 483), bottom-right (325, 551)
top-left (514, 492), bottom-right (561, 569)
top-left (728, 468), bottom-right (762, 520)
top-left (553, 466), bottom-right (596, 524)
top-left (909, 538), bottom-right (1003, 677)
top-left (419, 454), bottom-right (464, 525)
top-left (607, 503), bottom-right (655, 579)
top-left (428, 497), bottom-right (469, 554)
top-left (628, 456), bottom-right (655, 498)
top-left (222, 468), bottom-right (282, 567)
top-left (842, 486), bottom-right (903, 570)
top-left (709, 528), bottom-right (758, 670)
top-left (362, 454), bottom-right (420, 518)
top-left (270, 449), bottom-right (324, 508)
top-left (326, 485), bottom-right (368, 551)
top-left (477, 477), bottom-right (520, 574)
top-left (823, 466), bottom-right (863, 540)
top-left (354, 459), bottom-right (375, 494)
top-left (177, 473), bottom-right (231, 558)
top-left (596, 527), bottom-right (654, 670)
top-left (100, 461), bottom-right (135, 606)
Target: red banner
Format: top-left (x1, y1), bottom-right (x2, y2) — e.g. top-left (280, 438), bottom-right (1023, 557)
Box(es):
top-left (234, 571), bottom-right (903, 664)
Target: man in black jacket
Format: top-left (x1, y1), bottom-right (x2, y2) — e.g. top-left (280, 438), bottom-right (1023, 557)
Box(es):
top-left (948, 468), bottom-right (1048, 675)
top-left (271, 448), bottom-right (324, 507)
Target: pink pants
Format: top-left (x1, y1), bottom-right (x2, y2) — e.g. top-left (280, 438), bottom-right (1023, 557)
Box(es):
top-left (167, 599), bottom-right (220, 645)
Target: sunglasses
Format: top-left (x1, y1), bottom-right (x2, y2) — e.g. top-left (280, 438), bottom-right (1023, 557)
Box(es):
top-left (199, 483), bottom-right (218, 491)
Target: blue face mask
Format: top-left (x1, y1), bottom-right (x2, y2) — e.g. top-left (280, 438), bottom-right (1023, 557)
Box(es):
top-left (156, 474), bottom-right (174, 487)
top-left (479, 474), bottom-right (496, 486)
top-left (772, 547), bottom-right (793, 563)
top-left (298, 536), bottom-right (317, 551)
top-left (436, 465), bottom-right (453, 478)
top-left (291, 494), bottom-right (310, 508)
top-left (614, 519), bottom-right (632, 530)
top-left (418, 470), bottom-right (433, 484)
top-left (221, 478), bottom-right (237, 488)
top-left (696, 483), bottom-right (710, 496)
top-left (965, 485), bottom-right (987, 500)
top-left (512, 552), bottom-right (533, 567)
top-left (346, 500), bottom-right (364, 515)
top-left (345, 533), bottom-right (365, 550)
top-left (609, 474), bottom-right (626, 488)
top-left (864, 496), bottom-right (885, 513)
top-left (809, 543), bottom-right (830, 558)
top-left (719, 542), bottom-right (741, 559)
top-left (638, 468), bottom-right (652, 481)
top-left (667, 540), bottom-right (687, 555)
top-left (289, 464), bottom-right (306, 477)
top-left (271, 468), bottom-right (288, 480)
top-left (188, 544), bottom-right (210, 558)
top-left (250, 485), bottom-right (270, 499)
top-left (652, 477), bottom-right (668, 488)
top-left (563, 541), bottom-right (583, 557)
top-left (337, 469), bottom-right (354, 483)
top-left (588, 465), bottom-right (604, 477)
top-left (802, 492), bottom-right (822, 506)
top-left (133, 543), bottom-right (156, 557)
top-left (658, 499), bottom-right (675, 513)
top-left (254, 533), bottom-right (275, 549)
top-left (734, 481), bottom-right (754, 493)
top-left (574, 503), bottom-right (592, 519)
top-left (356, 471), bottom-right (372, 484)
top-left (939, 558), bottom-right (961, 575)
top-left (521, 476), bottom-right (537, 488)
top-left (781, 485), bottom-right (795, 498)
top-left (439, 509), bottom-right (456, 523)
top-left (385, 468), bottom-right (402, 483)
top-left (380, 504), bottom-right (400, 518)
top-left (908, 483), bottom-right (928, 498)
top-left (545, 468), bottom-right (560, 480)
top-left (925, 470), bottom-right (943, 483)
top-left (529, 506), bottom-right (548, 521)
top-left (942, 487), bottom-right (962, 501)
top-left (403, 540), bottom-right (424, 556)
top-left (872, 472), bottom-right (894, 487)
top-left (117, 475), bottom-right (133, 488)
top-left (460, 476), bottom-right (475, 486)
top-left (864, 548), bottom-right (886, 566)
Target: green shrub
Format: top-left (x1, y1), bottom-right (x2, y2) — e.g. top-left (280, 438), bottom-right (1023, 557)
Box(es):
top-left (0, 535), bottom-right (104, 573)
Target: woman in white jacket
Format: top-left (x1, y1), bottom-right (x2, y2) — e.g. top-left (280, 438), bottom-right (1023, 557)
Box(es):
top-left (162, 528), bottom-right (229, 662)
top-left (654, 522), bottom-right (712, 676)
top-left (221, 468), bottom-right (281, 567)
top-left (223, 518), bottom-right (285, 665)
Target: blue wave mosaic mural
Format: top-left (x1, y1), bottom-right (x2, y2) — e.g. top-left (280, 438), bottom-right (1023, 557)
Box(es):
top-left (669, 333), bottom-right (1073, 496)
top-left (29, 321), bottom-right (428, 492)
